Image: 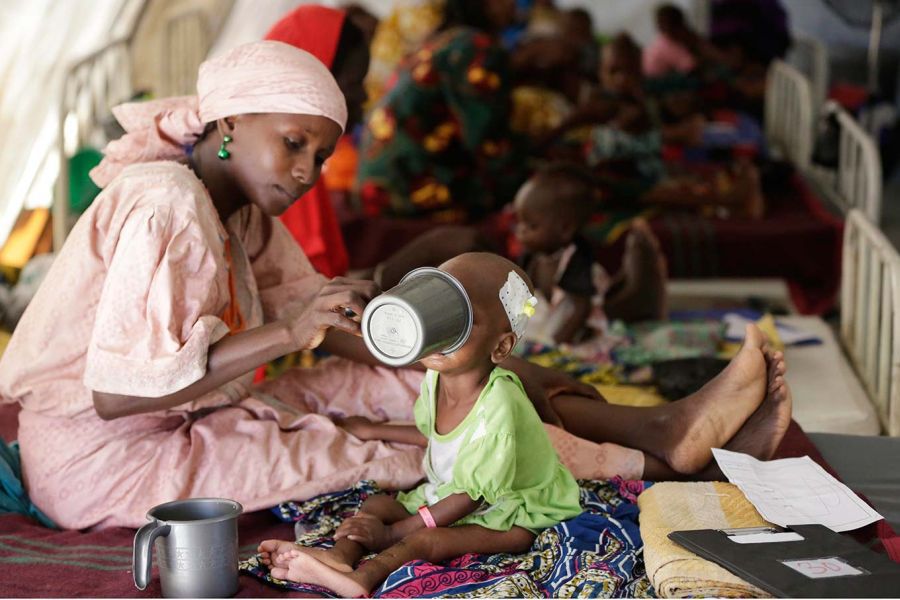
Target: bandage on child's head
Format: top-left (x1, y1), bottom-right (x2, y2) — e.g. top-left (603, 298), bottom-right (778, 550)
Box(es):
top-left (499, 271), bottom-right (538, 339)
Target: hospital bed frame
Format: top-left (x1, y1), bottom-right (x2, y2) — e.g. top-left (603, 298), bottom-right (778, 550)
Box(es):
top-left (841, 209), bottom-right (900, 436)
top-left (669, 60), bottom-right (819, 313)
top-left (787, 35), bottom-right (829, 119)
top-left (681, 61), bottom-right (893, 435)
top-left (812, 101), bottom-right (884, 225)
top-left (765, 60), bottom-right (814, 172)
top-left (52, 5), bottom-right (217, 250)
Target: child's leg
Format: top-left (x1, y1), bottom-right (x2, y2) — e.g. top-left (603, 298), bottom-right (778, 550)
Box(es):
top-left (277, 525), bottom-right (535, 597)
top-left (260, 494), bottom-right (412, 573)
top-left (604, 219), bottom-right (668, 323)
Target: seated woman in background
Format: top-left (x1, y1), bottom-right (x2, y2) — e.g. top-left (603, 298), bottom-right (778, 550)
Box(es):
top-left (264, 4), bottom-right (371, 278)
top-left (356, 0), bottom-right (528, 221)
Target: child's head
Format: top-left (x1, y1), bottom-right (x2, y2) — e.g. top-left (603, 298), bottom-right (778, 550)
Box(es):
top-left (563, 8), bottom-right (594, 44)
top-left (421, 252), bottom-right (535, 373)
top-left (655, 4), bottom-right (687, 37)
top-left (514, 162), bottom-right (594, 255)
top-left (599, 32), bottom-right (642, 96)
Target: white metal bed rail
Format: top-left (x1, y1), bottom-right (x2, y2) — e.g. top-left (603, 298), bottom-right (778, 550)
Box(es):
top-left (160, 8), bottom-right (212, 99)
top-left (765, 60), bottom-right (813, 171)
top-left (787, 35), bottom-right (829, 119)
top-left (53, 38), bottom-right (135, 250)
top-left (835, 101), bottom-right (882, 224)
top-left (53, 6), bottom-right (220, 250)
top-left (840, 209), bottom-right (900, 435)
top-left (807, 101), bottom-right (882, 224)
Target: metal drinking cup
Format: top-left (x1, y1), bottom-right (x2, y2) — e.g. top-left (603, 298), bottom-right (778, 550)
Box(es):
top-left (361, 267), bottom-right (473, 367)
top-left (133, 498), bottom-right (242, 598)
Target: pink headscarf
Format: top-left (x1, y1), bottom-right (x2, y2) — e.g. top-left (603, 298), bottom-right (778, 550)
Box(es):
top-left (90, 40), bottom-right (348, 187)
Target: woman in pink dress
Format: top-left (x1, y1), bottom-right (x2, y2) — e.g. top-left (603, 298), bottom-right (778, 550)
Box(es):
top-left (0, 40), bottom-right (790, 530)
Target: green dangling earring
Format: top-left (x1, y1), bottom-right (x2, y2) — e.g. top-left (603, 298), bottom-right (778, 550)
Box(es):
top-left (217, 135), bottom-right (233, 160)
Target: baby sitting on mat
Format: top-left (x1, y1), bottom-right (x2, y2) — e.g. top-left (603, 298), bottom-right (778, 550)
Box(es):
top-left (258, 253), bottom-right (582, 597)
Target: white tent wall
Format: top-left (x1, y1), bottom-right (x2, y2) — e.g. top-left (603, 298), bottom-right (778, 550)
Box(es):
top-left (208, 0), bottom-right (702, 59)
top-left (0, 0), bottom-right (140, 248)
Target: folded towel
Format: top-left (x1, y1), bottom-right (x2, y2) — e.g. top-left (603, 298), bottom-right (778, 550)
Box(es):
top-left (638, 481), bottom-right (770, 597)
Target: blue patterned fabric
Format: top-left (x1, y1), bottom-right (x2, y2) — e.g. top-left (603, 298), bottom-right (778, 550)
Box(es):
top-left (0, 437), bottom-right (55, 528)
top-left (240, 479), bottom-right (654, 598)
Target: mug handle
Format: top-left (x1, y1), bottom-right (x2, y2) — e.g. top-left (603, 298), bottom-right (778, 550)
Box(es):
top-left (133, 520), bottom-right (171, 590)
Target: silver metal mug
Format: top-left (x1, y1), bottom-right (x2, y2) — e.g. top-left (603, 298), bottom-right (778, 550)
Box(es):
top-left (362, 267), bottom-right (473, 367)
top-left (133, 498), bottom-right (242, 598)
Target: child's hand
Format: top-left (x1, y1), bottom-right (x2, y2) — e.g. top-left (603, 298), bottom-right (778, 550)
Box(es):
top-left (334, 513), bottom-right (393, 551)
top-left (334, 416), bottom-right (378, 440)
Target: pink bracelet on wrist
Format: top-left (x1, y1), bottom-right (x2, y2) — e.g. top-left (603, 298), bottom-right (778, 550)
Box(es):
top-left (417, 505), bottom-right (437, 528)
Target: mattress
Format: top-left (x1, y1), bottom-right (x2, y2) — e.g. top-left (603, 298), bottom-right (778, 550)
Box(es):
top-left (780, 315), bottom-right (880, 435)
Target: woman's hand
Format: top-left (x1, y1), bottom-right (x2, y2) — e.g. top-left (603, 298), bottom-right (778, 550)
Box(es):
top-left (287, 278), bottom-right (380, 351)
top-left (334, 513), bottom-right (394, 551)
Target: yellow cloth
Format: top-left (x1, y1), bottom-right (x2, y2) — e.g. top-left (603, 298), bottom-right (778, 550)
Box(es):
top-left (510, 86), bottom-right (572, 138)
top-left (365, 0), bottom-right (444, 108)
top-left (0, 208), bottom-right (50, 281)
top-left (638, 481), bottom-right (772, 598)
top-left (0, 330), bottom-right (10, 360)
top-left (720, 313), bottom-right (786, 358)
top-left (595, 384), bottom-right (668, 407)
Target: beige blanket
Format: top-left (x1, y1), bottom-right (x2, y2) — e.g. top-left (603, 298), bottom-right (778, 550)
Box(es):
top-left (638, 481), bottom-right (773, 598)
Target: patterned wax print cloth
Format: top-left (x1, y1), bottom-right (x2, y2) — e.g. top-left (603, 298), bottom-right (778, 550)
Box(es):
top-left (240, 478), bottom-right (654, 598)
top-left (358, 27), bottom-right (528, 221)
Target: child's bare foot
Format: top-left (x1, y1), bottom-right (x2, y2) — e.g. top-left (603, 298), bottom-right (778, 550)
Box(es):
top-left (662, 324), bottom-right (768, 473)
top-left (605, 218), bottom-right (668, 322)
top-left (258, 539), bottom-right (300, 568)
top-left (283, 546), bottom-right (354, 574)
top-left (259, 539), bottom-right (355, 573)
top-left (271, 550), bottom-right (369, 598)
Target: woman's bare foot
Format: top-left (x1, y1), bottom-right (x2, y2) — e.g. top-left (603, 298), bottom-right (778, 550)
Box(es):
top-left (271, 550), bottom-right (369, 598)
top-left (605, 218), bottom-right (668, 322)
top-left (662, 324), bottom-right (768, 473)
top-left (722, 349), bottom-right (793, 460)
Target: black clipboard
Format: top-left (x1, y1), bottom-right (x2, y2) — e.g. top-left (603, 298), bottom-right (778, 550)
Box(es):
top-left (669, 524), bottom-right (900, 598)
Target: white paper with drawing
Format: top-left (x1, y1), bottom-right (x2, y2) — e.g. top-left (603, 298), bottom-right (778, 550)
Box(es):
top-left (712, 449), bottom-right (882, 532)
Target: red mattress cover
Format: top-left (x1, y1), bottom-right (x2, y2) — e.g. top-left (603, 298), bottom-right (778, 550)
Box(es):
top-left (0, 400), bottom-right (895, 597)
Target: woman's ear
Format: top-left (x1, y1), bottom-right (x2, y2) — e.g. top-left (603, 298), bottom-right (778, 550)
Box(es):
top-left (216, 117), bottom-right (237, 137)
top-left (491, 331), bottom-right (518, 364)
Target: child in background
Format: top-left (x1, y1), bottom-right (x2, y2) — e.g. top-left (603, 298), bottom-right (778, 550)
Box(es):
top-left (541, 33), bottom-right (667, 204)
top-left (643, 4), bottom-right (699, 78)
top-left (514, 163), bottom-right (667, 345)
top-left (543, 32), bottom-right (764, 219)
top-left (258, 253), bottom-right (583, 596)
